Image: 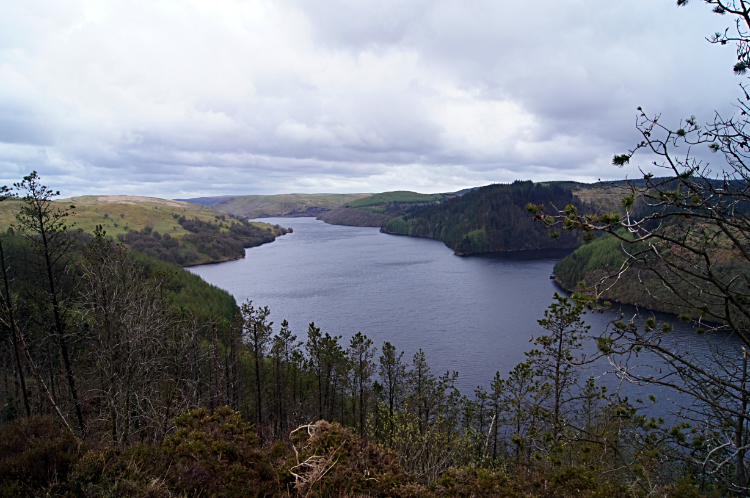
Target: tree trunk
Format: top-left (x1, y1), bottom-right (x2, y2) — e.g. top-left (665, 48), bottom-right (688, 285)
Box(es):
top-left (0, 240), bottom-right (30, 417)
top-left (38, 216), bottom-right (85, 433)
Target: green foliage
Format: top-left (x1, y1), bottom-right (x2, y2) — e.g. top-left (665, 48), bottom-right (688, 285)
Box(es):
top-left (130, 250), bottom-right (239, 321)
top-left (553, 232), bottom-right (631, 290)
top-left (346, 191), bottom-right (446, 208)
top-left (459, 229), bottom-right (491, 255)
top-left (382, 181), bottom-right (583, 255)
top-left (385, 216), bottom-right (414, 235)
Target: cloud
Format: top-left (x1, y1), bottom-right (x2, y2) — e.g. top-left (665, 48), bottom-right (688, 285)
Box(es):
top-left (0, 0), bottom-right (742, 197)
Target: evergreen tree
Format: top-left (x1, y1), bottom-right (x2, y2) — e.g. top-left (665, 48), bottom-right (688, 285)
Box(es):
top-left (348, 332), bottom-right (376, 436)
top-left (241, 300), bottom-right (272, 433)
top-left (12, 172), bottom-right (85, 433)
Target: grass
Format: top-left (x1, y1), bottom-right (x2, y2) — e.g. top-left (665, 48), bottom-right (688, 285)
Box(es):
top-left (0, 195), bottom-right (276, 239)
top-left (345, 191), bottom-right (445, 208)
top-left (211, 193), bottom-right (372, 218)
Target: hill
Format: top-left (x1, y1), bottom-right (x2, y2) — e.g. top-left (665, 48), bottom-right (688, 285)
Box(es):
top-left (317, 184), bottom-right (630, 229)
top-left (188, 193), bottom-right (372, 218)
top-left (381, 181), bottom-right (584, 255)
top-left (0, 195), bottom-right (289, 266)
top-left (317, 190), bottom-right (455, 227)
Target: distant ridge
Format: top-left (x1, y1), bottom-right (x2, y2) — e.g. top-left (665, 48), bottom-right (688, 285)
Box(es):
top-left (174, 195), bottom-right (234, 206)
top-left (181, 193), bottom-right (373, 218)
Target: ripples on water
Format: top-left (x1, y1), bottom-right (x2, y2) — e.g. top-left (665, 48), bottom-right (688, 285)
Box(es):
top-left (189, 217), bottom-right (743, 404)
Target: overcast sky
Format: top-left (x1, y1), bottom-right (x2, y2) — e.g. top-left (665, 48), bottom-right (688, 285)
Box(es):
top-left (0, 0), bottom-right (742, 198)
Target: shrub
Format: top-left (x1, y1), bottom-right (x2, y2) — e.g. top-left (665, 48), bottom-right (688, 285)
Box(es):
top-left (0, 416), bottom-right (80, 496)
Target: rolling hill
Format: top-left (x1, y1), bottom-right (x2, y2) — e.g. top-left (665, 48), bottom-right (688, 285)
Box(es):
top-left (182, 193), bottom-right (372, 219)
top-left (0, 195), bottom-right (289, 266)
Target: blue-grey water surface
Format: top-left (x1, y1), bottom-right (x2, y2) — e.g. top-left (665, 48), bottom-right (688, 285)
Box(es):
top-left (189, 217), bottom-right (743, 402)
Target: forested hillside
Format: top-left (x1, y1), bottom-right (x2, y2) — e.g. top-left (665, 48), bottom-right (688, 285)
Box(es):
top-left (317, 190), bottom-right (452, 227)
top-left (382, 181), bottom-right (584, 255)
top-left (117, 214), bottom-right (288, 266)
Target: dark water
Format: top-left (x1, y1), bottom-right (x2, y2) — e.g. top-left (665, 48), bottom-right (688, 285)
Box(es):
top-left (189, 217), bottom-right (743, 401)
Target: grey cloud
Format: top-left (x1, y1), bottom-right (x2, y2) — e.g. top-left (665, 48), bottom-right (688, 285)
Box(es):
top-left (0, 0), bottom-right (744, 197)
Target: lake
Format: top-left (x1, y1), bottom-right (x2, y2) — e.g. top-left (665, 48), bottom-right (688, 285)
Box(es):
top-left (189, 217), bottom-right (740, 401)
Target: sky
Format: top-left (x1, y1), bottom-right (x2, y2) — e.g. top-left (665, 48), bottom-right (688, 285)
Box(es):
top-left (0, 0), bottom-right (743, 198)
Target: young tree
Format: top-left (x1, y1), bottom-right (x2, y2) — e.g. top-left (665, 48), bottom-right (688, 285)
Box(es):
top-left (348, 332), bottom-right (376, 436)
top-left (488, 371), bottom-right (506, 462)
top-left (241, 300), bottom-right (272, 431)
top-left (407, 349), bottom-right (437, 435)
top-left (0, 186), bottom-right (29, 418)
top-left (378, 341), bottom-right (406, 441)
top-left (526, 293), bottom-right (591, 441)
top-left (503, 361), bottom-right (539, 459)
top-left (269, 319), bottom-right (300, 436)
top-left (304, 322), bottom-right (345, 421)
top-left (12, 172), bottom-right (85, 433)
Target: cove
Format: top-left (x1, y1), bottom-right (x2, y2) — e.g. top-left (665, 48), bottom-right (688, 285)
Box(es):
top-left (188, 217), bottom-right (736, 399)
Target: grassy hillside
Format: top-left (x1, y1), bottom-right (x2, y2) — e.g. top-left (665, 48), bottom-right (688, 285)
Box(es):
top-left (0, 195), bottom-right (289, 266)
top-left (1, 195), bottom-right (227, 238)
top-left (204, 193), bottom-right (372, 218)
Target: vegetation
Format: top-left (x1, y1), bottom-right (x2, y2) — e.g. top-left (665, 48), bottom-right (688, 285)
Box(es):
top-left (527, 0), bottom-right (750, 493)
top-left (315, 207), bottom-right (391, 227)
top-left (345, 191), bottom-right (447, 209)
top-left (0, 195), bottom-right (289, 266)
top-left (118, 214), bottom-right (288, 266)
top-left (316, 191), bottom-right (453, 228)
top-left (0, 173), bottom-right (718, 497)
top-left (383, 181), bottom-right (584, 255)
top-left (9, 1), bottom-right (750, 487)
top-left (196, 193), bottom-right (372, 219)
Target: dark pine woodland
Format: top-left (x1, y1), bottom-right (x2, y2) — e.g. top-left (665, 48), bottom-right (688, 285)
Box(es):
top-left (382, 181), bottom-right (583, 255)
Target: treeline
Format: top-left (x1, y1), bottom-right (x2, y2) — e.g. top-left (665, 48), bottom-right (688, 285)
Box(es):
top-left (382, 181), bottom-right (584, 255)
top-left (117, 214), bottom-right (289, 266)
top-left (316, 207), bottom-right (390, 227)
top-left (317, 191), bottom-right (452, 228)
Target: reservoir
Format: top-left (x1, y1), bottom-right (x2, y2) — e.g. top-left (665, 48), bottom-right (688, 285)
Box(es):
top-left (189, 217), bottom-right (739, 400)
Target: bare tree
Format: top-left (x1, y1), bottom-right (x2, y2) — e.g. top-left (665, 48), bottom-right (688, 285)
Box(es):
top-left (77, 227), bottom-right (205, 444)
top-left (525, 2), bottom-right (750, 491)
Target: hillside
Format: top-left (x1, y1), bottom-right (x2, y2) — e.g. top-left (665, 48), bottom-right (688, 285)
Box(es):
top-left (316, 190), bottom-right (452, 227)
top-left (0, 195), bottom-right (289, 266)
top-left (317, 183), bottom-right (631, 229)
top-left (189, 193), bottom-right (372, 218)
top-left (553, 225), bottom-right (750, 319)
top-left (381, 181), bottom-right (584, 255)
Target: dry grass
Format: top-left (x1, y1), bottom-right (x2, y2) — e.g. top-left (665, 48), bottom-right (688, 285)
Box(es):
top-left (0, 196), bottom-right (276, 239)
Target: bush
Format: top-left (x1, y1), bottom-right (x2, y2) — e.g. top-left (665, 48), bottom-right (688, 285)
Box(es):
top-left (0, 416), bottom-right (80, 496)
top-left (285, 420), bottom-right (414, 497)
